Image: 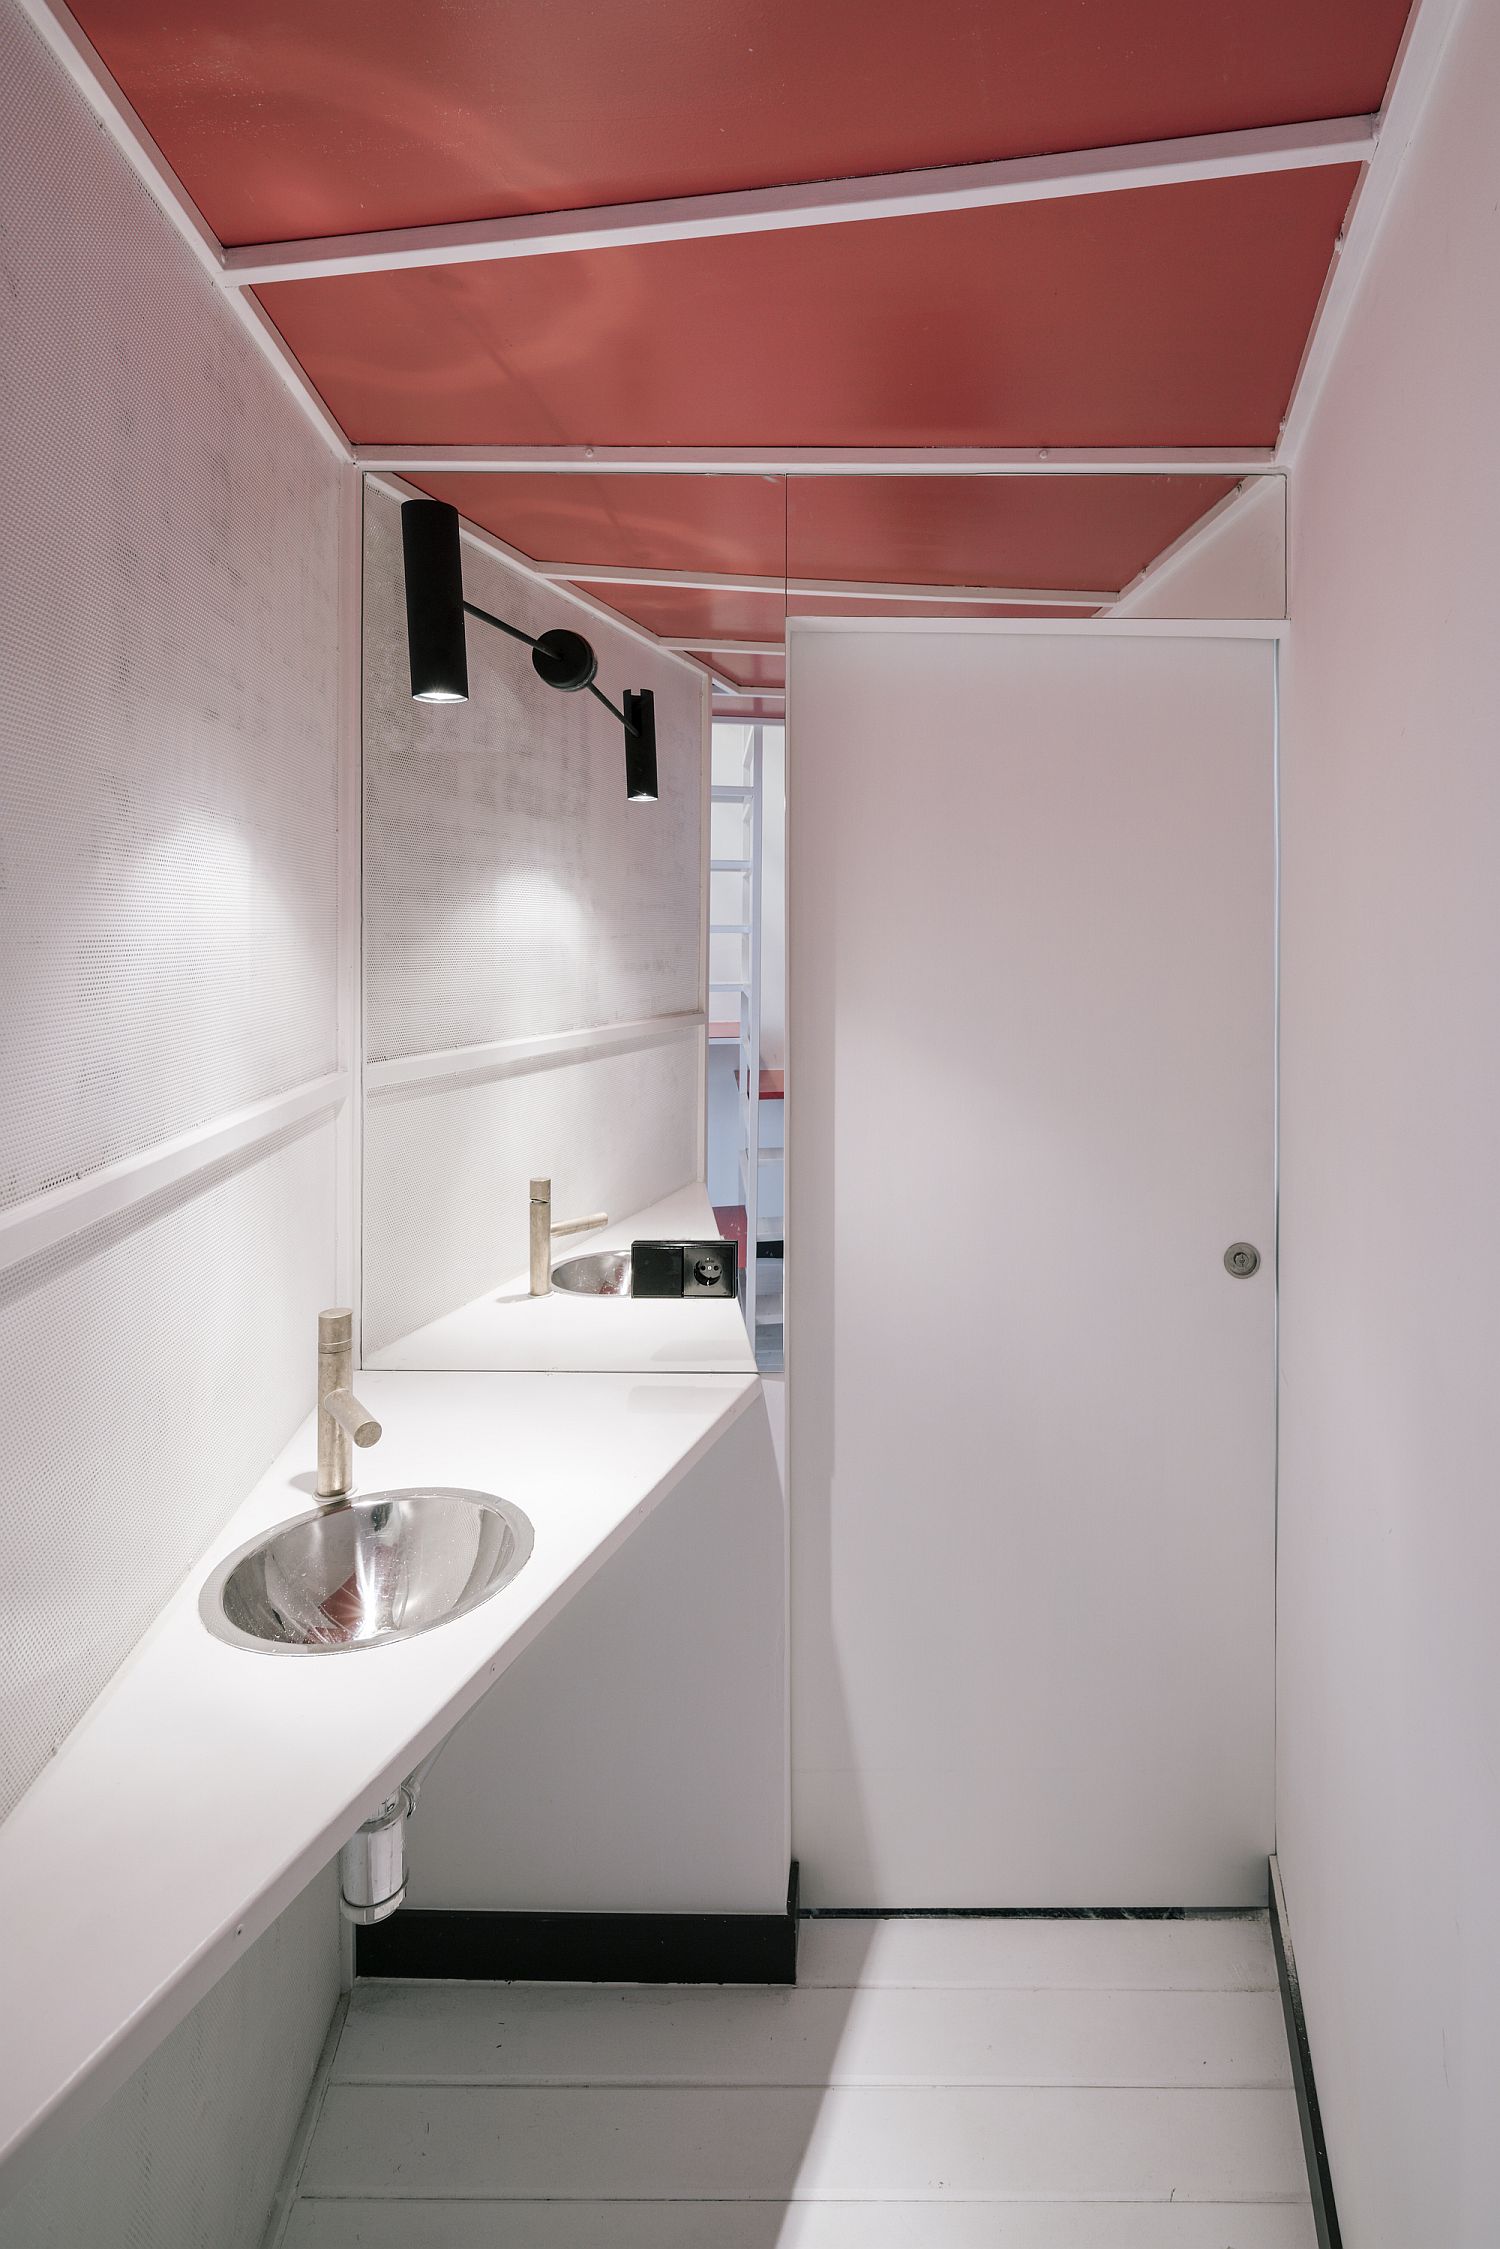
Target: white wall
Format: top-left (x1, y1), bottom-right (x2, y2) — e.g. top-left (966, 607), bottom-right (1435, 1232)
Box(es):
top-left (787, 623), bottom-right (1278, 1907)
top-left (0, 1866), bottom-right (338, 2249)
top-left (1276, 2), bottom-right (1500, 2240)
top-left (407, 1391), bottom-right (789, 1912)
top-left (361, 484), bottom-right (707, 1352)
top-left (0, 1), bottom-right (344, 2232)
top-left (759, 725), bottom-right (787, 1071)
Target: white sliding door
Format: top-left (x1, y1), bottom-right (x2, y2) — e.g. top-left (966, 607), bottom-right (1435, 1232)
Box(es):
top-left (788, 626), bottom-right (1276, 1906)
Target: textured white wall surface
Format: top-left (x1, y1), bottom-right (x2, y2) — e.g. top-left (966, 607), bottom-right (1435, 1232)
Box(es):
top-left (1, 0), bottom-right (343, 2230)
top-left (0, 30), bottom-right (339, 1210)
top-left (0, 1865), bottom-right (339, 2249)
top-left (361, 483), bottom-right (706, 1351)
top-left (1276, 3), bottom-right (1500, 2241)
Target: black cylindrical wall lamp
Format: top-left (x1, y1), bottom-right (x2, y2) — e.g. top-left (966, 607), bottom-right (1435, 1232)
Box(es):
top-left (622, 690), bottom-right (659, 801)
top-left (401, 498), bottom-right (469, 703)
top-left (400, 497), bottom-right (658, 801)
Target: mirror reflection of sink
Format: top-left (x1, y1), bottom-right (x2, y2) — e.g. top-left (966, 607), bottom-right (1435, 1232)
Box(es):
top-left (201, 1488), bottom-right (533, 1654)
top-left (551, 1249), bottom-right (633, 1296)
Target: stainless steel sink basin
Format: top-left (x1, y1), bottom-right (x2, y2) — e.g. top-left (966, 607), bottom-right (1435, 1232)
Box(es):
top-left (551, 1248), bottom-right (632, 1296)
top-left (201, 1488), bottom-right (533, 1654)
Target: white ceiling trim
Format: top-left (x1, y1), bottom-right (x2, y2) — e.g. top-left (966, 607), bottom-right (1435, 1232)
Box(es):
top-left (786, 613), bottom-right (1289, 640)
top-left (222, 117), bottom-right (1377, 286)
top-left (1278, 0), bottom-right (1464, 458)
top-left (667, 640), bottom-right (786, 655)
top-left (536, 564), bottom-right (1113, 607)
top-left (354, 445), bottom-right (1278, 477)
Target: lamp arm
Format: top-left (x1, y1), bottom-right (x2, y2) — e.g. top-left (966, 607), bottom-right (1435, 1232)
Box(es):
top-left (586, 679), bottom-right (632, 730)
top-left (462, 598), bottom-right (539, 653)
top-left (463, 594), bottom-right (638, 735)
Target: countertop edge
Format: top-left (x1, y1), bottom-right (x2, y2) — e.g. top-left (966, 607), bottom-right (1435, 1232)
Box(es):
top-left (0, 1371), bottom-right (762, 2204)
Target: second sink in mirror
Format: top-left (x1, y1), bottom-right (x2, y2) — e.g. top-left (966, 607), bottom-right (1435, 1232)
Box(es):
top-left (551, 1249), bottom-right (633, 1297)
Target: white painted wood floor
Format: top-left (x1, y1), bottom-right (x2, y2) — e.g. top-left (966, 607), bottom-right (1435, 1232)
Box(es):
top-left (282, 1915), bottom-right (1315, 2247)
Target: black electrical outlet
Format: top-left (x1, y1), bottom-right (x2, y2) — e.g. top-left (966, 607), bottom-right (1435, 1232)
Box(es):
top-left (683, 1240), bottom-right (737, 1298)
top-left (631, 1239), bottom-right (738, 1299)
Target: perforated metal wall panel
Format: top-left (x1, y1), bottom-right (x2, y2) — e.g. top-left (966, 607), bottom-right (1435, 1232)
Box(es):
top-left (1, 6), bottom-right (344, 2229)
top-left (363, 1038), bottom-right (700, 1352)
top-left (0, 0), bottom-right (345, 1822)
top-left (363, 485), bottom-right (704, 1061)
top-left (0, 1862), bottom-right (339, 2249)
top-left (0, 1115), bottom-right (339, 1817)
top-left (0, 1), bottom-right (340, 1209)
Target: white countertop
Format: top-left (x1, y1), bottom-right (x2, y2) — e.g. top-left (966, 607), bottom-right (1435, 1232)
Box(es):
top-left (365, 1184), bottom-right (755, 1373)
top-left (0, 1367), bottom-right (758, 2195)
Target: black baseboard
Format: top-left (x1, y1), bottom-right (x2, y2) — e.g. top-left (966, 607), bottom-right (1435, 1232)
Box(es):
top-left (1268, 1856), bottom-right (1343, 2249)
top-left (357, 1862), bottom-right (800, 1984)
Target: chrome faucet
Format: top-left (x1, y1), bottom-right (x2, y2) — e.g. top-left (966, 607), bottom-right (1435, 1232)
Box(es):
top-left (529, 1178), bottom-right (608, 1295)
top-left (316, 1308), bottom-right (383, 1498)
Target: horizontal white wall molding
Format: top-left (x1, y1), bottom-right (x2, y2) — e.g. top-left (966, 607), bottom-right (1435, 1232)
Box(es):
top-left (0, 1072), bottom-right (351, 1274)
top-left (540, 563), bottom-right (1113, 607)
top-left (224, 117), bottom-right (1376, 286)
top-left (366, 1014), bottom-right (706, 1098)
top-left (355, 445), bottom-right (1279, 478)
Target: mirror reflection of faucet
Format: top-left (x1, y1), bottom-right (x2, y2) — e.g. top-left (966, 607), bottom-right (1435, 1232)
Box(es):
top-left (529, 1177), bottom-right (608, 1295)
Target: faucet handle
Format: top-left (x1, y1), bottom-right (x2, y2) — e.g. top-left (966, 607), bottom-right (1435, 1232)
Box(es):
top-left (552, 1210), bottom-right (609, 1239)
top-left (323, 1388), bottom-right (382, 1448)
top-left (319, 1306), bottom-right (355, 1352)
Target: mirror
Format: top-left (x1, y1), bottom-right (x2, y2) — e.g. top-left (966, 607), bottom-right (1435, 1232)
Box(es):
top-left (360, 467), bottom-right (1281, 1371)
top-left (359, 473), bottom-right (783, 1371)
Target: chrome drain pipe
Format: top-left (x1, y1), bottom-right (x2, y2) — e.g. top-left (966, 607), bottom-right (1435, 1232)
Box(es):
top-left (338, 1744), bottom-right (448, 1925)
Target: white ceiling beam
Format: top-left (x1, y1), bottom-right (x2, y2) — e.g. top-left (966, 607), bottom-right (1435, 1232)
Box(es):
top-left (666, 639), bottom-right (786, 655)
top-left (224, 117), bottom-right (1376, 287)
top-left (537, 562), bottom-right (1113, 607)
top-left (355, 444), bottom-right (1275, 477)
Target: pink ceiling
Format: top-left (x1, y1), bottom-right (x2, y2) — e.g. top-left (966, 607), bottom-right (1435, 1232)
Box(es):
top-left (702, 654), bottom-right (787, 692)
top-left (597, 588), bottom-right (788, 645)
top-left (60, 0), bottom-right (1412, 657)
top-left (409, 473), bottom-right (787, 578)
top-left (73, 0), bottom-right (1409, 244)
top-left (260, 173), bottom-right (1357, 449)
top-left (786, 477), bottom-right (1241, 590)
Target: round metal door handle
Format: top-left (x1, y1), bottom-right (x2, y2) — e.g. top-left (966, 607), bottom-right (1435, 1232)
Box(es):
top-left (1224, 1242), bottom-right (1261, 1278)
